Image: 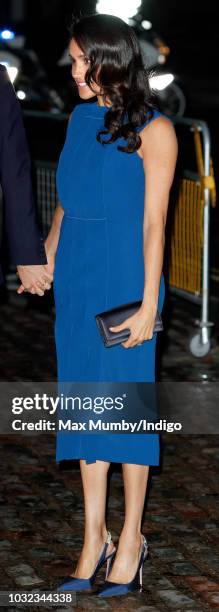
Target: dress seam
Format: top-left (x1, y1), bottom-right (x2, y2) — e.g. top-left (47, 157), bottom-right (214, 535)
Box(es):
top-left (67, 233), bottom-right (76, 378)
top-left (98, 144), bottom-right (109, 382)
top-left (102, 149), bottom-right (109, 311)
top-left (65, 215), bottom-right (106, 221)
top-left (84, 115), bottom-right (105, 119)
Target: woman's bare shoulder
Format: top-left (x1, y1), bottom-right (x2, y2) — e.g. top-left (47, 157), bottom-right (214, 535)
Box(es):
top-left (140, 112), bottom-right (178, 161)
top-left (142, 110), bottom-right (176, 137)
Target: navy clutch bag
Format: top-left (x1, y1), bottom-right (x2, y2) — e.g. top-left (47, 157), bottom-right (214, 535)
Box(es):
top-left (95, 300), bottom-right (163, 348)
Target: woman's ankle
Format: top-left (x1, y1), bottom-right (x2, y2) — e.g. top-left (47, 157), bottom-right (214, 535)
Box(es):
top-left (84, 525), bottom-right (109, 544)
top-left (119, 526), bottom-right (142, 546)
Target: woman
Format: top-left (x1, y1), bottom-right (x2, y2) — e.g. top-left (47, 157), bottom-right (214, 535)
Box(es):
top-left (45, 13), bottom-right (178, 597)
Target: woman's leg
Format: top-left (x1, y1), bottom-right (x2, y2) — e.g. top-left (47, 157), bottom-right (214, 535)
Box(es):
top-left (71, 459), bottom-right (115, 578)
top-left (106, 463), bottom-right (149, 582)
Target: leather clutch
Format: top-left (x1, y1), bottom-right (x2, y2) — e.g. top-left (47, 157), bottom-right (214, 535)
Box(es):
top-left (95, 300), bottom-right (163, 348)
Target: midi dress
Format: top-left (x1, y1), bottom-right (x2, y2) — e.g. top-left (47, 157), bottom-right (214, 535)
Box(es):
top-left (53, 100), bottom-right (166, 465)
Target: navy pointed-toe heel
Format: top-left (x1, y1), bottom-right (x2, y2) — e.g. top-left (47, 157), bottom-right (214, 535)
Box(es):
top-left (96, 533), bottom-right (148, 598)
top-left (57, 530), bottom-right (116, 592)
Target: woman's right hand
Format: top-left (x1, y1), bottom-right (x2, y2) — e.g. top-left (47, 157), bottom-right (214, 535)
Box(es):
top-left (16, 264), bottom-right (53, 296)
top-left (20, 245), bottom-right (55, 297)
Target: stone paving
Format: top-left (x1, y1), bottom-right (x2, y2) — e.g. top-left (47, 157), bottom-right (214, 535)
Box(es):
top-left (0, 287), bottom-right (219, 611)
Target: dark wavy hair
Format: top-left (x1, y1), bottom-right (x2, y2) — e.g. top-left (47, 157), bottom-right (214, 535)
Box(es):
top-left (69, 13), bottom-right (156, 154)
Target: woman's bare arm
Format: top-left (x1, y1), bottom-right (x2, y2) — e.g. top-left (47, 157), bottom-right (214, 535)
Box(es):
top-left (109, 114), bottom-right (178, 348)
top-left (17, 202), bottom-right (64, 296)
top-left (140, 115), bottom-right (178, 313)
top-left (45, 201), bottom-right (64, 259)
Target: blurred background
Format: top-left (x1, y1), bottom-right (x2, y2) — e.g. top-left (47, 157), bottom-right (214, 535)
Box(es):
top-left (1, 7), bottom-right (219, 604)
top-left (0, 0), bottom-right (218, 373)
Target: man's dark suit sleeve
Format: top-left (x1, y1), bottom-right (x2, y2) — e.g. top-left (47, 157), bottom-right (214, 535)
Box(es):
top-left (0, 66), bottom-right (47, 265)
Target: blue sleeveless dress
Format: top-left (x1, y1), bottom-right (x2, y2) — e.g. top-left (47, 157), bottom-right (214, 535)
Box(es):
top-left (54, 101), bottom-right (166, 465)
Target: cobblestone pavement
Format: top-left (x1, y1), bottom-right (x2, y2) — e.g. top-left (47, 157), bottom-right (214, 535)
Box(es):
top-left (0, 287), bottom-right (219, 611)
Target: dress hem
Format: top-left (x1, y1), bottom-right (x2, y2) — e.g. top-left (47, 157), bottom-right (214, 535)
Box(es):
top-left (56, 455), bottom-right (160, 466)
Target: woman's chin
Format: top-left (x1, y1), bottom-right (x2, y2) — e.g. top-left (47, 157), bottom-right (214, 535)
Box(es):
top-left (78, 87), bottom-right (96, 101)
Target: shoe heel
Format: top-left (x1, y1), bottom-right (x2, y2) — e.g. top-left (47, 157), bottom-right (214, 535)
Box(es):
top-left (139, 535), bottom-right (148, 589)
top-left (139, 564), bottom-right (143, 587)
top-left (97, 534), bottom-right (148, 598)
top-left (105, 552), bottom-right (115, 579)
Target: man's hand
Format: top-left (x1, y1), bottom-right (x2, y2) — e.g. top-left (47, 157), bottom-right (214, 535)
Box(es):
top-left (16, 264), bottom-right (53, 296)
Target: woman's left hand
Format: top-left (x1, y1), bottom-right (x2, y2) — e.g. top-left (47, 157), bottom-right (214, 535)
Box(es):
top-left (109, 304), bottom-right (157, 348)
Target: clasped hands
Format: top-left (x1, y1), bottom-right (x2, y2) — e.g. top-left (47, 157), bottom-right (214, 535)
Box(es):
top-left (16, 253), bottom-right (54, 296)
top-left (109, 303), bottom-right (157, 349)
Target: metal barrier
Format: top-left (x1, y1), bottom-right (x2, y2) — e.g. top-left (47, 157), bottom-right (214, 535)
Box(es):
top-left (166, 117), bottom-right (216, 356)
top-left (31, 112), bottom-right (216, 358)
top-left (35, 161), bottom-right (57, 237)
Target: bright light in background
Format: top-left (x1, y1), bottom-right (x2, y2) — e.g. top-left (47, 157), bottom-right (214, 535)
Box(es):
top-left (0, 51), bottom-right (20, 82)
top-left (0, 29), bottom-right (15, 41)
top-left (141, 20), bottom-right (152, 30)
top-left (149, 73), bottom-right (174, 91)
top-left (96, 0), bottom-right (141, 21)
top-left (6, 66), bottom-right (18, 83)
top-left (17, 90), bottom-right (26, 100)
top-left (0, 63), bottom-right (18, 83)
top-left (158, 54), bottom-right (166, 65)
